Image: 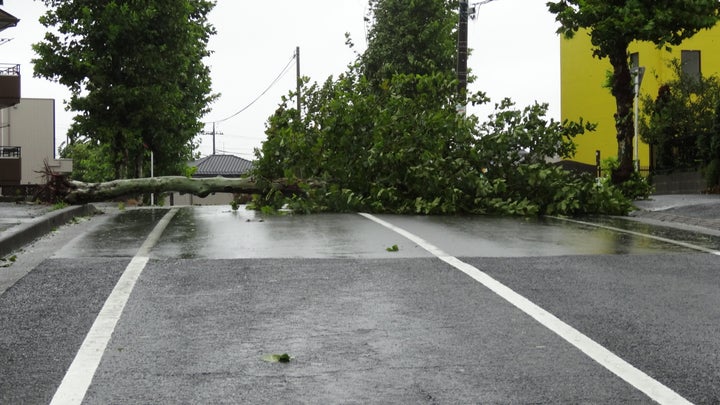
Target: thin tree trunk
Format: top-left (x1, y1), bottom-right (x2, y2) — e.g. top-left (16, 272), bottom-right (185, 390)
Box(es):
top-left (609, 48), bottom-right (635, 184)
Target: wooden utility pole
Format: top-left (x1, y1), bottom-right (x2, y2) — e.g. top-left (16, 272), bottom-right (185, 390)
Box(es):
top-left (457, 0), bottom-right (469, 98)
top-left (212, 122), bottom-right (216, 155)
top-left (202, 123), bottom-right (223, 155)
top-left (296, 46), bottom-right (301, 120)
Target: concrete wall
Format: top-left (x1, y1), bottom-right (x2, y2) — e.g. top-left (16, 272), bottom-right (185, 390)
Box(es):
top-left (0, 98), bottom-right (72, 186)
top-left (171, 192), bottom-right (235, 206)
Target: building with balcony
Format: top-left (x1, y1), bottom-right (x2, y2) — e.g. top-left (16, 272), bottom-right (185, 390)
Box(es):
top-left (0, 6), bottom-right (71, 196)
top-left (0, 98), bottom-right (73, 194)
top-left (0, 5), bottom-right (22, 193)
top-left (0, 7), bottom-right (19, 110)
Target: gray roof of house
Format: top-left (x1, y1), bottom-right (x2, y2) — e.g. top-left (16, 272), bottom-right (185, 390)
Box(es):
top-left (0, 9), bottom-right (19, 32)
top-left (190, 154), bottom-right (254, 178)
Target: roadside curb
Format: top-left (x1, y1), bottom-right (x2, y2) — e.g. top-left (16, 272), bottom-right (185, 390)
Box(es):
top-left (0, 204), bottom-right (98, 258)
top-left (629, 210), bottom-right (720, 231)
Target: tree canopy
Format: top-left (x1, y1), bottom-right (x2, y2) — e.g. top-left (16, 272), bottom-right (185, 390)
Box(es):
top-left (548, 0), bottom-right (720, 183)
top-left (361, 0), bottom-right (458, 94)
top-left (252, 0), bottom-right (637, 216)
top-left (33, 0), bottom-right (217, 180)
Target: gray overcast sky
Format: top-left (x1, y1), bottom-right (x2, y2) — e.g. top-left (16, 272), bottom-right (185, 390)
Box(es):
top-left (1, 0), bottom-right (561, 159)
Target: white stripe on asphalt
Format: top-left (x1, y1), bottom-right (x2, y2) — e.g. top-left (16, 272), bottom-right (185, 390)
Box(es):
top-left (51, 208), bottom-right (179, 405)
top-left (551, 216), bottom-right (720, 256)
top-left (358, 213), bottom-right (693, 405)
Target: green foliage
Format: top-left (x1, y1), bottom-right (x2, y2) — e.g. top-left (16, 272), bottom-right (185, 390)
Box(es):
top-left (34, 0), bottom-right (217, 179)
top-left (58, 139), bottom-right (115, 182)
top-left (184, 165), bottom-right (199, 178)
top-left (1, 255), bottom-right (17, 268)
top-left (386, 244), bottom-right (399, 252)
top-left (251, 0), bottom-right (636, 217)
top-left (254, 71), bottom-right (632, 215)
top-left (361, 0), bottom-right (458, 94)
top-left (262, 353), bottom-right (291, 363)
top-left (547, 0), bottom-right (720, 182)
top-left (548, 1), bottom-right (720, 59)
top-left (598, 157), bottom-right (654, 200)
top-left (52, 201), bottom-right (69, 210)
top-left (230, 199), bottom-right (239, 211)
top-left (640, 60), bottom-right (720, 172)
top-left (704, 158), bottom-right (720, 189)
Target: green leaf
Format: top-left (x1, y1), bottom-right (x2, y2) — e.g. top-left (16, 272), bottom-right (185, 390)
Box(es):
top-left (262, 353), bottom-right (292, 363)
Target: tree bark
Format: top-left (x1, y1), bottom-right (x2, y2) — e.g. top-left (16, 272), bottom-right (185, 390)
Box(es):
top-left (58, 176), bottom-right (308, 204)
top-left (609, 48), bottom-right (635, 184)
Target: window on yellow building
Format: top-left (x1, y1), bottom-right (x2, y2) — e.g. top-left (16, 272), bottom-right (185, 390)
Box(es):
top-left (630, 52), bottom-right (639, 70)
top-left (681, 50), bottom-right (701, 81)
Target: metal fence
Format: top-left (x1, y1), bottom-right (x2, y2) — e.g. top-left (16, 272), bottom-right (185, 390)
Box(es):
top-left (0, 146), bottom-right (20, 158)
top-left (0, 64), bottom-right (20, 76)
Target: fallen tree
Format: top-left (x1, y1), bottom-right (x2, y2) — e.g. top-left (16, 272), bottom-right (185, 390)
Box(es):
top-left (64, 176), bottom-right (274, 204)
top-left (37, 166), bottom-right (308, 204)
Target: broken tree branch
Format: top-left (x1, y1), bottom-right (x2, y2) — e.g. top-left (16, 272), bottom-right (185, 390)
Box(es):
top-left (61, 176), bottom-right (309, 204)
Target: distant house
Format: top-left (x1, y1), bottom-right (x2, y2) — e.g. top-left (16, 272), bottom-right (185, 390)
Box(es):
top-left (173, 154), bottom-right (254, 205)
top-left (189, 154), bottom-right (254, 178)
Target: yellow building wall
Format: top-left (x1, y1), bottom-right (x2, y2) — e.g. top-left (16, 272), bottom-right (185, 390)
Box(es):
top-left (560, 26), bottom-right (720, 168)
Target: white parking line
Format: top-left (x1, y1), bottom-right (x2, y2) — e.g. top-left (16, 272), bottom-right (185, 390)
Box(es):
top-left (551, 216), bottom-right (720, 256)
top-left (359, 213), bottom-right (693, 405)
top-left (51, 208), bottom-right (179, 405)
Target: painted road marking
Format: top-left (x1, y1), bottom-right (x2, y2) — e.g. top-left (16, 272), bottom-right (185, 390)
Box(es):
top-left (51, 208), bottom-right (179, 405)
top-left (552, 216), bottom-right (720, 256)
top-left (359, 213), bottom-right (693, 405)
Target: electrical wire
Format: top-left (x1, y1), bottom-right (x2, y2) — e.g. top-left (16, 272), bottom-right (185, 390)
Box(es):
top-left (208, 52), bottom-right (297, 124)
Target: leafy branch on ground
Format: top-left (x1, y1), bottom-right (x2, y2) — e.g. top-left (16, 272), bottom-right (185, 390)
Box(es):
top-left (1, 255), bottom-right (17, 268)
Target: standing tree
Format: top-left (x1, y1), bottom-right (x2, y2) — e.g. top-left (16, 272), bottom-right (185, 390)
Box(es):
top-left (361, 0), bottom-right (458, 95)
top-left (33, 0), bottom-right (217, 180)
top-left (548, 0), bottom-right (720, 183)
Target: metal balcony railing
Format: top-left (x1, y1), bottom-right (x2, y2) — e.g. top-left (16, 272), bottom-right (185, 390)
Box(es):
top-left (0, 63), bottom-right (20, 108)
top-left (0, 146), bottom-right (20, 158)
top-left (0, 63), bottom-right (19, 76)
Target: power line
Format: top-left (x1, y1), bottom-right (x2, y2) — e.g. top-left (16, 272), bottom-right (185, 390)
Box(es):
top-left (208, 52), bottom-right (297, 124)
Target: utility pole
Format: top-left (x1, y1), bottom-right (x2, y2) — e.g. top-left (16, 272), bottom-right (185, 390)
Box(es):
top-left (202, 123), bottom-right (223, 155)
top-left (457, 0), bottom-right (469, 98)
top-left (457, 0), bottom-right (498, 100)
top-left (296, 46), bottom-right (301, 120)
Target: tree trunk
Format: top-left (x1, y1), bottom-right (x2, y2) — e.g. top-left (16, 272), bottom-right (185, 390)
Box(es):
top-left (609, 48), bottom-right (635, 184)
top-left (56, 176), bottom-right (312, 204)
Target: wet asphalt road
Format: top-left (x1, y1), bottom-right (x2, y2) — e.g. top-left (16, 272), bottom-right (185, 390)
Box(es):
top-left (1, 206), bottom-right (720, 404)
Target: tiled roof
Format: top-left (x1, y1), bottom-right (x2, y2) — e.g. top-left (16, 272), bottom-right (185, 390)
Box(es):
top-left (0, 9), bottom-right (19, 32)
top-left (190, 154), bottom-right (254, 178)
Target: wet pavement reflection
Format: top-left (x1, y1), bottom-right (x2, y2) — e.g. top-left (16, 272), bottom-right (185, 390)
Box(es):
top-left (150, 207), bottom-right (702, 259)
top-left (55, 208), bottom-right (170, 258)
top-left (577, 215), bottom-right (720, 253)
